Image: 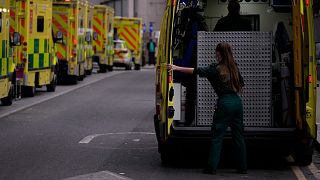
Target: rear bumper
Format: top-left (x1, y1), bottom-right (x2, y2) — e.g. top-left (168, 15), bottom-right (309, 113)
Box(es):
top-left (113, 58), bottom-right (130, 66)
top-left (170, 126), bottom-right (296, 140)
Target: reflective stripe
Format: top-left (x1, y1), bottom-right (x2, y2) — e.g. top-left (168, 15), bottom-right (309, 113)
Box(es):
top-left (52, 12), bottom-right (68, 59)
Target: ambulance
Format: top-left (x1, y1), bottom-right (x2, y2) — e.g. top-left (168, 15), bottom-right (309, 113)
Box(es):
top-left (52, 0), bottom-right (87, 84)
top-left (155, 0), bottom-right (317, 165)
top-left (92, 5), bottom-right (114, 73)
top-left (0, 0), bottom-right (14, 105)
top-left (10, 0), bottom-right (59, 97)
top-left (114, 17), bottom-right (143, 70)
top-left (84, 1), bottom-right (94, 75)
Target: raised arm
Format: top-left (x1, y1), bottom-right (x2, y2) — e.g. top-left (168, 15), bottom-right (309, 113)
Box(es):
top-left (167, 64), bottom-right (194, 74)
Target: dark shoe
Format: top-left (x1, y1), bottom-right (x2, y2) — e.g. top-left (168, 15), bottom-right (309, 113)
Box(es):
top-left (203, 168), bottom-right (216, 175)
top-left (237, 169), bottom-right (247, 174)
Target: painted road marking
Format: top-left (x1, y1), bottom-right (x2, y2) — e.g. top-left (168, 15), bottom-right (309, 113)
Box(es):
top-left (287, 156), bottom-right (307, 180)
top-left (308, 163), bottom-right (320, 179)
top-left (62, 170), bottom-right (132, 180)
top-left (79, 132), bottom-right (155, 144)
top-left (291, 166), bottom-right (307, 180)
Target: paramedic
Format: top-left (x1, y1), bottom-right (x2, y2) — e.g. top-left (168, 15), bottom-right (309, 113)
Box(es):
top-left (214, 0), bottom-right (252, 31)
top-left (167, 42), bottom-right (247, 174)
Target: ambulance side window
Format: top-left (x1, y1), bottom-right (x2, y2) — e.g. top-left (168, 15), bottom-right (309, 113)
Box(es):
top-left (80, 19), bottom-right (83, 28)
top-left (89, 20), bottom-right (92, 29)
top-left (0, 13), bottom-right (2, 33)
top-left (37, 16), bottom-right (44, 32)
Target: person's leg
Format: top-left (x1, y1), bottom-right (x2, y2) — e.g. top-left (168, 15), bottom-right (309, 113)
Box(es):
top-left (207, 100), bottom-right (232, 170)
top-left (230, 98), bottom-right (247, 171)
top-left (148, 52), bottom-right (151, 65)
top-left (151, 52), bottom-right (155, 65)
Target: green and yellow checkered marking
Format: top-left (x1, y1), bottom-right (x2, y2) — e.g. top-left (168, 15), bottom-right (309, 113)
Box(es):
top-left (28, 38), bottom-right (50, 70)
top-left (0, 40), bottom-right (8, 77)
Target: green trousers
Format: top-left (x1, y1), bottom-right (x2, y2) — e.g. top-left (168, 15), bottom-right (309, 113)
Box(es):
top-left (208, 94), bottom-right (247, 170)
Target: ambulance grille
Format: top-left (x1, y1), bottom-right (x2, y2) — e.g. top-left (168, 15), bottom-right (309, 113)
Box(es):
top-left (197, 32), bottom-right (272, 127)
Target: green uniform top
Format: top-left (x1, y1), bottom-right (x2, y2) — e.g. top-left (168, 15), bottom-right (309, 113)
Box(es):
top-left (194, 63), bottom-right (244, 97)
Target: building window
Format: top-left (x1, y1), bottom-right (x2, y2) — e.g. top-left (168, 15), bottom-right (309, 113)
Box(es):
top-left (37, 16), bottom-right (44, 32)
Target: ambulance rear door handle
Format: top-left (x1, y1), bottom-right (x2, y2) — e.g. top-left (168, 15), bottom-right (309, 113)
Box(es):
top-left (168, 106), bottom-right (175, 119)
top-left (169, 87), bottom-right (174, 101)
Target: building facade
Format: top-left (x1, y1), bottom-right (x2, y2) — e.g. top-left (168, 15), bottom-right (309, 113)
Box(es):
top-left (98, 0), bottom-right (166, 31)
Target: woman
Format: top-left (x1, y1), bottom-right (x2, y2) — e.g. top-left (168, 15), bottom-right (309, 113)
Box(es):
top-left (167, 42), bottom-right (247, 174)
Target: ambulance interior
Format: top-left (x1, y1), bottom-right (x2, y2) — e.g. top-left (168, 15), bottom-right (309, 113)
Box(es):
top-left (172, 0), bottom-right (300, 128)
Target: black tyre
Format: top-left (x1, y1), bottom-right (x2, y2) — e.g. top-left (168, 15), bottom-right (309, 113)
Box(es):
top-left (22, 86), bottom-right (35, 97)
top-left (46, 74), bottom-right (57, 92)
top-left (1, 86), bottom-right (13, 106)
top-left (134, 64), bottom-right (141, 70)
top-left (159, 142), bottom-right (172, 166)
top-left (294, 141), bottom-right (313, 166)
top-left (98, 64), bottom-right (107, 73)
top-left (85, 69), bottom-right (92, 75)
top-left (69, 76), bottom-right (78, 85)
top-left (78, 75), bottom-right (84, 81)
top-left (125, 65), bottom-right (131, 70)
top-left (107, 65), bottom-right (113, 71)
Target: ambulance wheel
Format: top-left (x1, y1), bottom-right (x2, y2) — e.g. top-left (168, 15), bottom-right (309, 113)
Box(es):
top-left (98, 64), bottom-right (107, 73)
top-left (159, 142), bottom-right (172, 165)
top-left (125, 64), bottom-right (131, 70)
top-left (134, 64), bottom-right (141, 70)
top-left (107, 65), bottom-right (113, 71)
top-left (1, 86), bottom-right (13, 106)
top-left (78, 75), bottom-right (84, 81)
top-left (69, 76), bottom-right (78, 85)
top-left (46, 74), bottom-right (57, 92)
top-left (294, 141), bottom-right (313, 166)
top-left (22, 86), bottom-right (36, 97)
top-left (85, 70), bottom-right (92, 75)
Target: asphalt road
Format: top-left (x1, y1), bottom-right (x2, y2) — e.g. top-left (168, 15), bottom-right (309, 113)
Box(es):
top-left (0, 68), bottom-right (319, 180)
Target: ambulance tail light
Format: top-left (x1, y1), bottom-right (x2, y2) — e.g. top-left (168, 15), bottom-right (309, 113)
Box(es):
top-left (307, 75), bottom-right (313, 83)
top-left (72, 49), bottom-right (77, 57)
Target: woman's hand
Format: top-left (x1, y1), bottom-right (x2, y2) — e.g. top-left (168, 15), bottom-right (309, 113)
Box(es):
top-left (167, 64), bottom-right (179, 71)
top-left (166, 64), bottom-right (194, 74)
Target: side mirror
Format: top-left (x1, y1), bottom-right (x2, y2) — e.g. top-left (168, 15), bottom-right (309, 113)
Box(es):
top-left (85, 32), bottom-right (92, 42)
top-left (93, 32), bottom-right (98, 41)
top-left (12, 32), bottom-right (21, 46)
top-left (54, 31), bottom-right (63, 44)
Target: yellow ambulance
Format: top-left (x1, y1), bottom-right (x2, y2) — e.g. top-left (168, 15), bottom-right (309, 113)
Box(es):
top-left (0, 0), bottom-right (14, 105)
top-left (155, 0), bottom-right (317, 165)
top-left (10, 0), bottom-right (58, 97)
top-left (52, 0), bottom-right (87, 84)
top-left (84, 1), bottom-right (94, 75)
top-left (114, 17), bottom-right (143, 70)
top-left (92, 5), bottom-right (114, 73)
